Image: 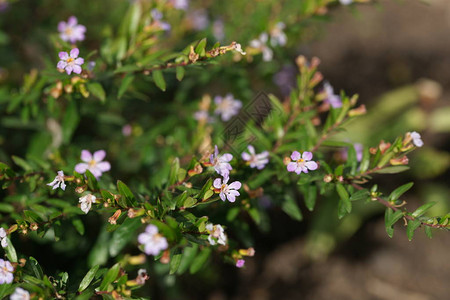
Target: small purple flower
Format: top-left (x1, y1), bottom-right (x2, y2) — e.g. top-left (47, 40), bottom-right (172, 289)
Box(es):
top-left (79, 194), bottom-right (96, 214)
top-left (47, 170), bottom-right (66, 191)
top-left (213, 176), bottom-right (241, 202)
top-left (410, 131), bottom-right (423, 147)
top-left (57, 48), bottom-right (84, 75)
top-left (236, 259), bottom-right (245, 268)
top-left (270, 22), bottom-right (287, 47)
top-left (242, 145), bottom-right (269, 170)
top-left (323, 81), bottom-right (342, 108)
top-left (0, 258), bottom-right (14, 284)
top-left (0, 228), bottom-right (7, 248)
top-left (138, 225), bottom-right (168, 256)
top-left (205, 223), bottom-right (227, 245)
top-left (210, 145), bottom-right (233, 177)
top-left (249, 33), bottom-right (273, 62)
top-left (170, 0), bottom-right (189, 10)
top-left (274, 65), bottom-right (296, 96)
top-left (87, 61), bottom-right (96, 71)
top-left (10, 287), bottom-right (30, 300)
top-left (213, 19), bottom-right (225, 41)
top-left (214, 94), bottom-right (242, 121)
top-left (151, 9), bottom-right (171, 32)
top-left (189, 9), bottom-right (209, 31)
top-left (74, 150), bottom-right (111, 178)
top-left (58, 16), bottom-right (86, 43)
top-left (194, 110), bottom-right (213, 123)
top-left (287, 151), bottom-right (318, 174)
top-left (122, 124), bottom-right (132, 136)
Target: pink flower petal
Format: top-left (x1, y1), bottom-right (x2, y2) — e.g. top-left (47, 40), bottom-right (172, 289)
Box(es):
top-left (72, 65), bottom-right (82, 74)
top-left (81, 150), bottom-right (92, 162)
top-left (287, 162), bottom-right (297, 172)
top-left (97, 161), bottom-right (111, 172)
top-left (241, 152), bottom-right (251, 161)
top-left (227, 194), bottom-right (236, 202)
top-left (221, 153), bottom-right (233, 162)
top-left (74, 163), bottom-right (88, 174)
top-left (219, 192), bottom-right (226, 201)
top-left (57, 61), bottom-right (67, 69)
top-left (93, 150), bottom-right (106, 162)
top-left (228, 181), bottom-right (241, 190)
top-left (65, 66), bottom-right (73, 75)
top-left (302, 151), bottom-right (313, 161)
top-left (305, 161), bottom-right (318, 170)
top-left (58, 21), bottom-right (67, 32)
top-left (70, 48), bottom-right (79, 58)
top-left (290, 151), bottom-right (301, 161)
top-left (67, 16), bottom-right (78, 26)
top-left (213, 178), bottom-right (222, 189)
top-left (247, 145), bottom-right (255, 155)
top-left (89, 167), bottom-right (102, 178)
top-left (59, 51), bottom-right (69, 60)
top-left (74, 57), bottom-right (84, 65)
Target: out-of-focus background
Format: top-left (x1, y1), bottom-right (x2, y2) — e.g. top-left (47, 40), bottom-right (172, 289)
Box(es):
top-left (0, 0), bottom-right (449, 299)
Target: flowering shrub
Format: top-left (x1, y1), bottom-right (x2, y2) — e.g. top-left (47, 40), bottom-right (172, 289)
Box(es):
top-left (0, 0), bottom-right (448, 299)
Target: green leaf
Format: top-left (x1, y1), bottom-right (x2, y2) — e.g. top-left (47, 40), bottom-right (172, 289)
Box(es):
top-left (384, 208), bottom-right (404, 237)
top-left (72, 218), bottom-right (85, 235)
top-left (373, 166), bottom-right (410, 174)
top-left (4, 238), bottom-right (17, 262)
top-left (304, 184), bottom-right (317, 211)
top-left (282, 194), bottom-right (303, 221)
top-left (85, 170), bottom-right (99, 191)
top-left (169, 248), bottom-right (182, 275)
top-left (406, 219), bottom-right (421, 241)
top-left (176, 66), bottom-right (185, 81)
top-left (388, 182), bottom-right (413, 201)
top-left (118, 74), bottom-right (135, 99)
top-left (412, 202), bottom-right (436, 218)
top-left (28, 257), bottom-right (44, 279)
top-left (336, 184), bottom-right (351, 219)
top-left (117, 180), bottom-right (136, 206)
top-left (168, 158), bottom-right (180, 186)
top-left (152, 70), bottom-right (166, 91)
top-left (177, 244), bottom-right (198, 275)
top-left (109, 218), bottom-right (142, 256)
top-left (78, 265), bottom-right (100, 292)
top-left (189, 247), bottom-right (211, 274)
top-left (12, 155), bottom-right (32, 171)
top-left (87, 82), bottom-right (106, 103)
top-left (349, 189), bottom-right (369, 201)
top-left (99, 263), bottom-right (120, 291)
top-left (195, 38), bottom-right (207, 56)
top-left (62, 100), bottom-right (80, 144)
top-left (424, 226), bottom-right (433, 239)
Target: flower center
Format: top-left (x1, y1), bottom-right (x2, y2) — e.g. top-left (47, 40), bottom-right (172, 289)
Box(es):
top-left (297, 158), bottom-right (304, 163)
top-left (65, 28), bottom-right (73, 35)
top-left (67, 57), bottom-right (74, 63)
top-left (89, 160), bottom-right (97, 167)
top-left (221, 183), bottom-right (227, 191)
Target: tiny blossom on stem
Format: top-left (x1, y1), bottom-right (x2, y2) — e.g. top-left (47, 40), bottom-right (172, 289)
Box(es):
top-left (79, 194), bottom-right (96, 214)
top-left (270, 22), bottom-right (287, 47)
top-left (323, 81), bottom-right (342, 108)
top-left (10, 287), bottom-right (30, 300)
top-left (341, 143), bottom-right (363, 162)
top-left (242, 145), bottom-right (269, 169)
top-left (138, 225), bottom-right (168, 256)
top-left (47, 170), bottom-right (66, 191)
top-left (57, 48), bottom-right (84, 75)
top-left (193, 110), bottom-right (213, 123)
top-left (214, 94), bottom-right (242, 121)
top-left (135, 269), bottom-right (149, 285)
top-left (151, 9), bottom-right (171, 31)
top-left (287, 151), bottom-right (318, 174)
top-left (210, 145), bottom-right (233, 177)
top-left (0, 258), bottom-right (14, 284)
top-left (213, 175), bottom-right (241, 202)
top-left (0, 228), bottom-right (7, 248)
top-left (75, 150), bottom-right (111, 178)
top-left (236, 259), bottom-right (245, 268)
top-left (58, 16), bottom-right (86, 43)
top-left (205, 223), bottom-right (227, 245)
top-left (249, 33), bottom-right (273, 61)
top-left (410, 131), bottom-right (424, 147)
top-left (232, 42), bottom-right (246, 55)
top-left (188, 9), bottom-right (209, 31)
top-left (170, 0), bottom-right (189, 10)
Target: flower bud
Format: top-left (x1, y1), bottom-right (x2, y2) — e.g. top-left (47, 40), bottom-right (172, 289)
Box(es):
top-left (390, 155), bottom-right (409, 166)
top-left (160, 249), bottom-right (170, 264)
top-left (108, 209), bottom-right (122, 225)
top-left (323, 174), bottom-right (333, 183)
top-left (348, 104), bottom-right (366, 117)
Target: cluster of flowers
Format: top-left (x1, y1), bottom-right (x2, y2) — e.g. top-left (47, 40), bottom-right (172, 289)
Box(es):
top-left (248, 22), bottom-right (287, 61)
top-left (194, 93), bottom-right (243, 122)
top-left (48, 150), bottom-right (110, 214)
top-left (57, 16), bottom-right (86, 75)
